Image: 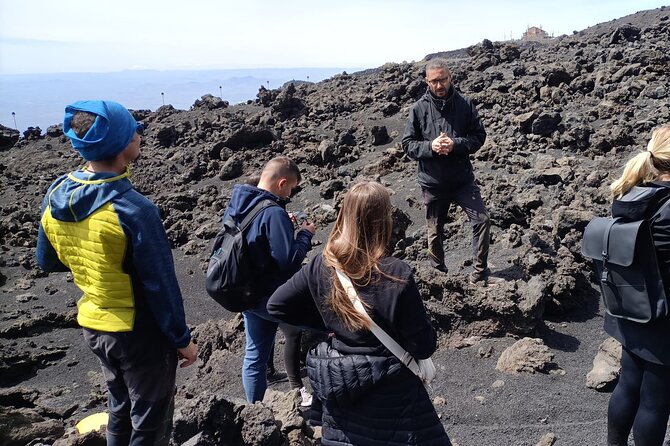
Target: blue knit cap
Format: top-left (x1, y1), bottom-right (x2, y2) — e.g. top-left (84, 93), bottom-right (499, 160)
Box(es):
top-left (63, 100), bottom-right (137, 161)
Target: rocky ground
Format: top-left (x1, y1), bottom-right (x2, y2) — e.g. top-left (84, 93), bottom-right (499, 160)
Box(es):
top-left (1, 5), bottom-right (670, 445)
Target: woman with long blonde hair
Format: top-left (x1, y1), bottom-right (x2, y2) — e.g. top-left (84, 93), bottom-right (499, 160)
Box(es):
top-left (268, 181), bottom-right (450, 445)
top-left (605, 124), bottom-right (670, 446)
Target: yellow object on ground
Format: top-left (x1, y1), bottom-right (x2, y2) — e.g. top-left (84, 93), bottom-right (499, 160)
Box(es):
top-left (75, 411), bottom-right (108, 434)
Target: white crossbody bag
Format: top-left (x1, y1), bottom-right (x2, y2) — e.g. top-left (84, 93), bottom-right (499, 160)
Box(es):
top-left (335, 269), bottom-right (436, 388)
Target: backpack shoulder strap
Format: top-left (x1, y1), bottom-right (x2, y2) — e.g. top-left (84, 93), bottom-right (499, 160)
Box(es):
top-left (238, 199), bottom-right (278, 233)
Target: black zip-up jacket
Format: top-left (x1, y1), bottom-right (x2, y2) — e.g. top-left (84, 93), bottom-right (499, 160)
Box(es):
top-left (402, 87), bottom-right (486, 188)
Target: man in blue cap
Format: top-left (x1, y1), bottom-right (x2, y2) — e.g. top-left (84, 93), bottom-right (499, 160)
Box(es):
top-left (36, 100), bottom-right (198, 445)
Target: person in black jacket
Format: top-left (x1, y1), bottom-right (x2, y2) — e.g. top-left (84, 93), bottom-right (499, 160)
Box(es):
top-left (402, 57), bottom-right (501, 286)
top-left (607, 124), bottom-right (670, 446)
top-left (268, 181), bottom-right (451, 446)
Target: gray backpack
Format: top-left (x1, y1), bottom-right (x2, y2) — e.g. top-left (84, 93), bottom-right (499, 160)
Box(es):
top-left (582, 186), bottom-right (670, 323)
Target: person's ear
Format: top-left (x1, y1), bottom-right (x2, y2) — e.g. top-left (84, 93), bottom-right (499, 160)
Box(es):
top-left (277, 178), bottom-right (287, 189)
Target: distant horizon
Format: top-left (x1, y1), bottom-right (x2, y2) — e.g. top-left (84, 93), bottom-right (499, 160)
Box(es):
top-left (0, 66), bottom-right (369, 78)
top-left (0, 67), bottom-right (363, 133)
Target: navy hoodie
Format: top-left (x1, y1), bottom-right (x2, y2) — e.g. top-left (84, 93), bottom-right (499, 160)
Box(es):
top-left (223, 184), bottom-right (313, 304)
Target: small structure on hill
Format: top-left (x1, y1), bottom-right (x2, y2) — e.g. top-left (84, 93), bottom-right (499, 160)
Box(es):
top-left (523, 26), bottom-right (549, 41)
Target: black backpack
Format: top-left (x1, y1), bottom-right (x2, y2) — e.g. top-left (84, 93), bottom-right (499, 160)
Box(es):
top-left (205, 199), bottom-right (277, 312)
top-left (582, 186), bottom-right (670, 323)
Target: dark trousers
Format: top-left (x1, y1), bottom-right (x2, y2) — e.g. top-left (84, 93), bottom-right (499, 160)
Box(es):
top-left (83, 328), bottom-right (178, 446)
top-left (421, 182), bottom-right (490, 276)
top-left (607, 347), bottom-right (670, 446)
top-left (268, 323), bottom-right (304, 389)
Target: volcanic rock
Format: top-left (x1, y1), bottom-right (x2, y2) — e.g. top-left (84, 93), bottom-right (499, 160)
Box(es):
top-left (586, 337), bottom-right (622, 390)
top-left (496, 338), bottom-right (554, 374)
top-left (23, 126), bottom-right (42, 140)
top-left (46, 124), bottom-right (64, 138)
top-left (192, 94), bottom-right (229, 110)
top-left (0, 406), bottom-right (65, 446)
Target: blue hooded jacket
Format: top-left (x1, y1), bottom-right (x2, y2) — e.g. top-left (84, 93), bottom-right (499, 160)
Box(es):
top-left (36, 168), bottom-right (191, 348)
top-left (224, 184), bottom-right (313, 305)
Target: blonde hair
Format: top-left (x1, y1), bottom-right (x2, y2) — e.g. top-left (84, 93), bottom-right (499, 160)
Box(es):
top-left (322, 181), bottom-right (396, 331)
top-left (610, 124), bottom-right (670, 198)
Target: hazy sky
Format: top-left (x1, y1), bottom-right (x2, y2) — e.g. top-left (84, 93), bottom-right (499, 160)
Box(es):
top-left (0, 0), bottom-right (667, 75)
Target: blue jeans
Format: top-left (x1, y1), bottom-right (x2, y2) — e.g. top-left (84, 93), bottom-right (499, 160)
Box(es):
top-left (242, 309), bottom-right (279, 402)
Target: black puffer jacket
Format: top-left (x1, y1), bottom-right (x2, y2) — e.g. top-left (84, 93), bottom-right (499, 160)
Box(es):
top-left (605, 181), bottom-right (670, 365)
top-left (268, 255), bottom-right (451, 446)
top-left (305, 339), bottom-right (403, 406)
top-left (402, 87), bottom-right (486, 188)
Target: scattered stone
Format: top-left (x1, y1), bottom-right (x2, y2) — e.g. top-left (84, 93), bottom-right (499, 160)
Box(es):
top-left (192, 94), bottom-right (229, 110)
top-left (15, 293), bottom-right (36, 303)
top-left (0, 124), bottom-right (20, 150)
top-left (491, 380), bottom-right (505, 389)
top-left (586, 337), bottom-right (622, 390)
top-left (496, 338), bottom-right (555, 374)
top-left (53, 429), bottom-right (106, 446)
top-left (535, 432), bottom-right (557, 446)
top-left (219, 157), bottom-right (244, 181)
top-left (46, 124), bottom-right (64, 138)
top-left (370, 125), bottom-right (390, 145)
top-left (23, 127), bottom-right (42, 140)
top-left (478, 345), bottom-right (494, 358)
top-left (0, 406), bottom-right (65, 446)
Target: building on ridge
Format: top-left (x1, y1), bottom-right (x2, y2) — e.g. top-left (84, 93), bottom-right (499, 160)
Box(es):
top-left (522, 26), bottom-right (549, 41)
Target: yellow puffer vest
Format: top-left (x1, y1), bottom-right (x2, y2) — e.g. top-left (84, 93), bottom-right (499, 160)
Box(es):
top-left (41, 200), bottom-right (135, 332)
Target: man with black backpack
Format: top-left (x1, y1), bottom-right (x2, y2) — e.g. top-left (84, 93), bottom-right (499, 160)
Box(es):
top-left (222, 156), bottom-right (315, 403)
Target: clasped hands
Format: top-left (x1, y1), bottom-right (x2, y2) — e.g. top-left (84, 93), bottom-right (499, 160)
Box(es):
top-left (431, 132), bottom-right (454, 155)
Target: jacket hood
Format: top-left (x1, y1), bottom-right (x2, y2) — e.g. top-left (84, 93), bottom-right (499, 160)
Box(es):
top-left (226, 184), bottom-right (287, 222)
top-left (46, 169), bottom-right (134, 222)
top-left (612, 182), bottom-right (670, 220)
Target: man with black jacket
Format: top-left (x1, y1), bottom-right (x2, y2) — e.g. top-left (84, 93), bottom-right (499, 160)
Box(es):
top-left (402, 58), bottom-right (500, 285)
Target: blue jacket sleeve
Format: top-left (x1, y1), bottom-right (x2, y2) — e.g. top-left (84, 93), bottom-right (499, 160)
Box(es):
top-left (264, 207), bottom-right (313, 274)
top-left (117, 195), bottom-right (191, 348)
top-left (36, 223), bottom-right (69, 272)
top-left (35, 194), bottom-right (69, 273)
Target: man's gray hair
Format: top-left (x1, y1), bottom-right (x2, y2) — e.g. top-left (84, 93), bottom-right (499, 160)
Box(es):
top-left (425, 58), bottom-right (452, 75)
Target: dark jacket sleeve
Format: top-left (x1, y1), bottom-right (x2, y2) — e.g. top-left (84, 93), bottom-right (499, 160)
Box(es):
top-left (451, 97), bottom-right (486, 156)
top-left (389, 274), bottom-right (437, 360)
top-left (35, 193), bottom-right (69, 273)
top-left (119, 199), bottom-right (191, 348)
top-left (267, 261), bottom-right (327, 331)
top-left (264, 207), bottom-right (313, 274)
top-left (402, 105), bottom-right (434, 160)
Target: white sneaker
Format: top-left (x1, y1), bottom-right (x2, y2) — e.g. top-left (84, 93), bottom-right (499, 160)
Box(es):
top-left (299, 386), bottom-right (313, 408)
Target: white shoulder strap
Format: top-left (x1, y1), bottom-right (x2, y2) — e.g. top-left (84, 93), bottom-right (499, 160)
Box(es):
top-left (334, 269), bottom-right (420, 376)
